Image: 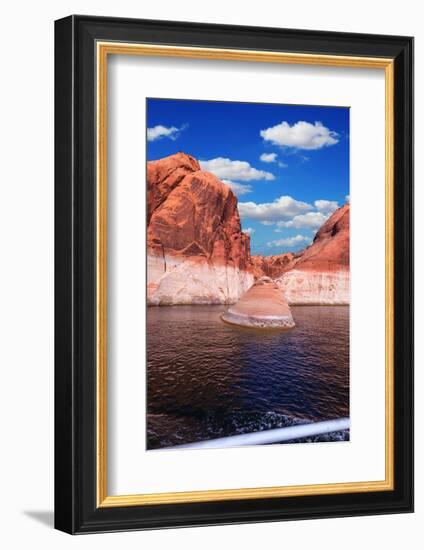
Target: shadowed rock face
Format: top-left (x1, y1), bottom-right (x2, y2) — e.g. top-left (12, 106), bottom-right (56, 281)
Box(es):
top-left (222, 277), bottom-right (295, 329)
top-left (147, 152), bottom-right (254, 305)
top-left (251, 253), bottom-right (295, 279)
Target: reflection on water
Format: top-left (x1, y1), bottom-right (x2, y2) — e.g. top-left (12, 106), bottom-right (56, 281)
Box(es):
top-left (147, 305), bottom-right (349, 449)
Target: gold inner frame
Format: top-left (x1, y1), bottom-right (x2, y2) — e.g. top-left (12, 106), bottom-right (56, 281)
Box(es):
top-left (96, 42), bottom-right (395, 508)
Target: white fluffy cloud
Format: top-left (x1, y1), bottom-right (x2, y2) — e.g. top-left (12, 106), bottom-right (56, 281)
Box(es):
top-left (345, 194), bottom-right (350, 203)
top-left (147, 124), bottom-right (186, 141)
top-left (221, 179), bottom-right (253, 196)
top-left (314, 199), bottom-right (339, 215)
top-left (260, 152), bottom-right (277, 163)
top-left (243, 227), bottom-right (255, 235)
top-left (271, 200), bottom-right (338, 230)
top-left (260, 121), bottom-right (339, 150)
top-left (276, 211), bottom-right (328, 230)
top-left (238, 196), bottom-right (311, 222)
top-left (200, 157), bottom-right (275, 181)
top-left (267, 235), bottom-right (311, 248)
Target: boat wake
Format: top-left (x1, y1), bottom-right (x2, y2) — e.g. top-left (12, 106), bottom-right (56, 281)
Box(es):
top-left (147, 410), bottom-right (349, 450)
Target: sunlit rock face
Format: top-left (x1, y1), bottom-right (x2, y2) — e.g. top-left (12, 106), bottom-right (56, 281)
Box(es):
top-left (276, 204), bottom-right (350, 304)
top-left (147, 152), bottom-right (254, 305)
top-left (222, 276), bottom-right (295, 329)
top-left (252, 205), bottom-right (350, 305)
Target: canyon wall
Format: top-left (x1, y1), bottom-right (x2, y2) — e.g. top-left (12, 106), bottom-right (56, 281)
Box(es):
top-left (277, 269), bottom-right (349, 305)
top-left (147, 152), bottom-right (254, 305)
top-left (251, 253), bottom-right (295, 280)
top-left (252, 204), bottom-right (350, 305)
top-left (147, 152), bottom-right (349, 306)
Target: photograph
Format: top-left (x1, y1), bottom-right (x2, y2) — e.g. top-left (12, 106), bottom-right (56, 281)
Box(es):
top-left (146, 98), bottom-right (350, 450)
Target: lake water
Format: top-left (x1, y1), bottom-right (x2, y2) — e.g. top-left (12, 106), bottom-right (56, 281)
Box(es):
top-left (147, 305), bottom-right (349, 449)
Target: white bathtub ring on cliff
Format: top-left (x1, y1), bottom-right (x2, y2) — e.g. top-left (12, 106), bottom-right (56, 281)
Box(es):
top-left (159, 417), bottom-right (350, 450)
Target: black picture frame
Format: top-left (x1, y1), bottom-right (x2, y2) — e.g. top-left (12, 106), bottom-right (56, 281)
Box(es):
top-left (55, 15), bottom-right (414, 534)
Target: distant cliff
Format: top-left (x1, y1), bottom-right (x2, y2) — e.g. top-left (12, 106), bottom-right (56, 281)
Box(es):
top-left (251, 253), bottom-right (295, 280)
top-left (252, 204), bottom-right (350, 304)
top-left (147, 152), bottom-right (254, 305)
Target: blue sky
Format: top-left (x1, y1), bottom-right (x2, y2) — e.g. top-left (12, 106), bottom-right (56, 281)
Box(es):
top-left (147, 98), bottom-right (349, 256)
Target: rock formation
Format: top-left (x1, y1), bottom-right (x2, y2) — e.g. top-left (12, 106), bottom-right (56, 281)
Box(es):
top-left (252, 204), bottom-right (349, 305)
top-left (147, 152), bottom-right (349, 307)
top-left (251, 253), bottom-right (295, 279)
top-left (222, 277), bottom-right (295, 329)
top-left (147, 152), bottom-right (254, 305)
top-left (251, 205), bottom-right (349, 305)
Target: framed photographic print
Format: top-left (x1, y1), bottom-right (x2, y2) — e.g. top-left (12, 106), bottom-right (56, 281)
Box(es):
top-left (54, 15), bottom-right (414, 534)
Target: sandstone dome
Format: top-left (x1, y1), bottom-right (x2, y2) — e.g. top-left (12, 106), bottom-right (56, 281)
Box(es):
top-left (221, 277), bottom-right (295, 329)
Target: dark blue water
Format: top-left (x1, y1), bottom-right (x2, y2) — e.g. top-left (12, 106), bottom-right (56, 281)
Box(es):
top-left (147, 305), bottom-right (349, 449)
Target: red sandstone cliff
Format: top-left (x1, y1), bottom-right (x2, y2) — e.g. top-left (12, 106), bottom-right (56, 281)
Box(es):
top-left (289, 204), bottom-right (349, 272)
top-left (251, 205), bottom-right (349, 280)
top-left (274, 205), bottom-right (350, 304)
top-left (147, 152), bottom-right (254, 305)
top-left (251, 253), bottom-right (295, 279)
top-left (147, 152), bottom-right (349, 306)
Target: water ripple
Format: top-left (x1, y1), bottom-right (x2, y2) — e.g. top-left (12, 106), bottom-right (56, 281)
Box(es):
top-left (147, 305), bottom-right (349, 449)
